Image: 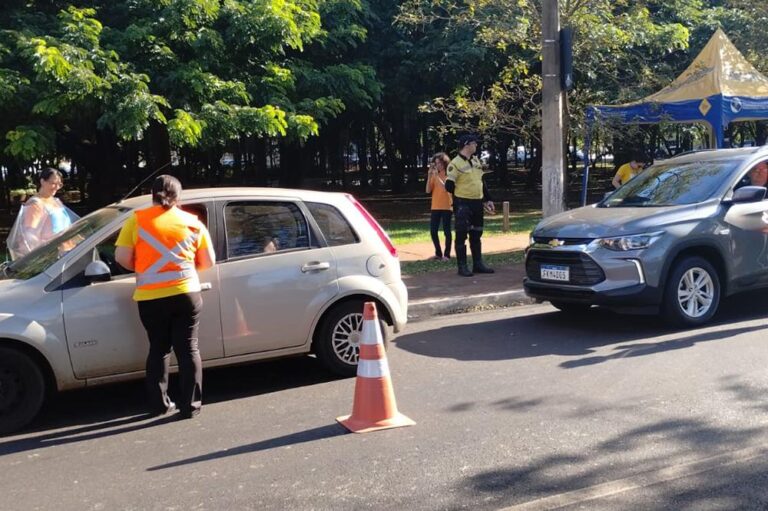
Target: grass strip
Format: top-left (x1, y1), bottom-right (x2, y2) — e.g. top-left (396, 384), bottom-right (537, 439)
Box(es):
top-left (400, 249), bottom-right (525, 275)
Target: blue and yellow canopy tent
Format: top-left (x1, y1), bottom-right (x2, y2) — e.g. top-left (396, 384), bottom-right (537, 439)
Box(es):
top-left (581, 29), bottom-right (768, 205)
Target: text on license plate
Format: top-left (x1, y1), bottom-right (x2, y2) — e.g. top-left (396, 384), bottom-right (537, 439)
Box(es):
top-left (540, 264), bottom-right (569, 282)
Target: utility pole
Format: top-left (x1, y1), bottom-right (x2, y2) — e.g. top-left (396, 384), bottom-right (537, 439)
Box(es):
top-left (541, 0), bottom-right (566, 217)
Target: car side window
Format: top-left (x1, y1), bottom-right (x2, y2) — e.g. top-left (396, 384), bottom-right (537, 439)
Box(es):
top-left (305, 202), bottom-right (359, 247)
top-left (93, 203), bottom-right (211, 278)
top-left (224, 201), bottom-right (309, 259)
top-left (734, 160), bottom-right (768, 192)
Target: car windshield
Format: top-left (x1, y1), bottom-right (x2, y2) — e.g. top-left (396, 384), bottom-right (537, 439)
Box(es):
top-left (600, 159), bottom-right (740, 207)
top-left (1, 206), bottom-right (127, 280)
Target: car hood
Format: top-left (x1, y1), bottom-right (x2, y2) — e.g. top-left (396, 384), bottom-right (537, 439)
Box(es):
top-left (533, 202), bottom-right (716, 239)
top-left (0, 277), bottom-right (22, 293)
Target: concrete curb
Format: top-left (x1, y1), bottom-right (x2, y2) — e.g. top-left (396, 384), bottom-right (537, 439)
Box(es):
top-left (407, 288), bottom-right (534, 321)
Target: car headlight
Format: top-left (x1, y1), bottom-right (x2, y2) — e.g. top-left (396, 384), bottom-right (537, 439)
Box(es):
top-left (592, 232), bottom-right (664, 251)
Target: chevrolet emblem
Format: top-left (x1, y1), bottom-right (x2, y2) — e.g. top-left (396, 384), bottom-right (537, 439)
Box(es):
top-left (548, 239), bottom-right (564, 247)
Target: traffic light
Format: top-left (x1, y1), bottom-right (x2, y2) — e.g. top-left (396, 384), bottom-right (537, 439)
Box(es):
top-left (560, 27), bottom-right (574, 91)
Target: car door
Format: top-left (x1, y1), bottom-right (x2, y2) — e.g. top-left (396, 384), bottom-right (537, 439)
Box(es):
top-left (62, 203), bottom-right (224, 379)
top-left (723, 165), bottom-right (768, 285)
top-left (216, 198), bottom-right (339, 356)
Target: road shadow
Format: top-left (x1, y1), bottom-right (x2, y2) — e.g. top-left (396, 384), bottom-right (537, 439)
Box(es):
top-left (0, 356), bottom-right (339, 453)
top-left (452, 409), bottom-right (768, 509)
top-left (146, 423), bottom-right (348, 471)
top-left (395, 290), bottom-right (768, 365)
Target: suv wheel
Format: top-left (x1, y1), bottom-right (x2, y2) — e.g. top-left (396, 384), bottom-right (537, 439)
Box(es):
top-left (663, 256), bottom-right (720, 327)
top-left (550, 301), bottom-right (592, 314)
top-left (314, 301), bottom-right (389, 377)
top-left (0, 347), bottom-right (47, 435)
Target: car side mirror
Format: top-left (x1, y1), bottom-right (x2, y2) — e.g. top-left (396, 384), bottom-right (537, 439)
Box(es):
top-left (84, 260), bottom-right (111, 283)
top-left (731, 186), bottom-right (767, 204)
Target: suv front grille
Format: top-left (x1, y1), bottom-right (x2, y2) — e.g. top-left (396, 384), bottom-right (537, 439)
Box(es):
top-left (533, 236), bottom-right (594, 246)
top-left (525, 250), bottom-right (605, 285)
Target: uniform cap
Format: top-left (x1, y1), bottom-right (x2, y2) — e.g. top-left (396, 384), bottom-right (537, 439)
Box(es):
top-left (458, 134), bottom-right (481, 147)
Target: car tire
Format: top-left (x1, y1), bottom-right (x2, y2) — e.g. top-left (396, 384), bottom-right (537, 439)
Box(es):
top-left (0, 347), bottom-right (47, 435)
top-left (314, 301), bottom-right (390, 377)
top-left (550, 301), bottom-right (592, 314)
top-left (662, 256), bottom-right (721, 327)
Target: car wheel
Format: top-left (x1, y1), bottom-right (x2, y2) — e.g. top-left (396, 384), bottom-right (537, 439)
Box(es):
top-left (663, 256), bottom-right (720, 327)
top-left (314, 301), bottom-right (389, 377)
top-left (0, 347), bottom-right (47, 435)
top-left (550, 301), bottom-right (592, 314)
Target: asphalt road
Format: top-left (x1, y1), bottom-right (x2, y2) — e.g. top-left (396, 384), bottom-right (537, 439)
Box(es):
top-left (5, 293), bottom-right (768, 510)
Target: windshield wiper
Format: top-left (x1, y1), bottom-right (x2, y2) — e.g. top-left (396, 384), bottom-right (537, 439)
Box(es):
top-left (619, 195), bottom-right (652, 205)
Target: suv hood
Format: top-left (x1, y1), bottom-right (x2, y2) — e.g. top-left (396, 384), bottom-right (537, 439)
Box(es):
top-left (534, 202), bottom-right (715, 239)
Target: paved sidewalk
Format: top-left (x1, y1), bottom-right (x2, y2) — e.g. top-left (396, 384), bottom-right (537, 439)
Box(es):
top-left (397, 234), bottom-right (534, 321)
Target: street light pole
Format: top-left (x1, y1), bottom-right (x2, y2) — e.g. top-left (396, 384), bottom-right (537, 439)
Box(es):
top-left (541, 0), bottom-right (566, 217)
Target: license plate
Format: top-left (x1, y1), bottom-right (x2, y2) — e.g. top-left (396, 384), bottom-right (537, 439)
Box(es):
top-left (540, 264), bottom-right (569, 282)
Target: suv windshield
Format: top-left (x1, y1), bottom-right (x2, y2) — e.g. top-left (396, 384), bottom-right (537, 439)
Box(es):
top-left (1, 206), bottom-right (127, 280)
top-left (601, 159), bottom-right (740, 207)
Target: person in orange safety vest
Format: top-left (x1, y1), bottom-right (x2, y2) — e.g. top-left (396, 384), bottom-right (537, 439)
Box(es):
top-left (115, 175), bottom-right (215, 419)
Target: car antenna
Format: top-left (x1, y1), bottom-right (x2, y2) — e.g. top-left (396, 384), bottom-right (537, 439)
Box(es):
top-left (117, 161), bottom-right (172, 204)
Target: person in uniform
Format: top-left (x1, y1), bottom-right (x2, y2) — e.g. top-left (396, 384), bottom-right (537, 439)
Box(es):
top-left (445, 134), bottom-right (496, 277)
top-left (611, 157), bottom-right (645, 189)
top-left (115, 175), bottom-right (215, 419)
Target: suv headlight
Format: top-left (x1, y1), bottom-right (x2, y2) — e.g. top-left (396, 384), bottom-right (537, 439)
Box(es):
top-left (592, 232), bottom-right (664, 251)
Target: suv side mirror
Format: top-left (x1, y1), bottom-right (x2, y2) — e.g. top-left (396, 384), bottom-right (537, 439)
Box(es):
top-left (731, 186), bottom-right (767, 204)
top-left (84, 260), bottom-right (111, 283)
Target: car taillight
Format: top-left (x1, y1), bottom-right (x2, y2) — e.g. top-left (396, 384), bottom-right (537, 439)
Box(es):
top-left (346, 194), bottom-right (398, 258)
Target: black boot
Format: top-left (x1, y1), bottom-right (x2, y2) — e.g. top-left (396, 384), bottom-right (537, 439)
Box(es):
top-left (456, 245), bottom-right (473, 277)
top-left (470, 238), bottom-right (494, 274)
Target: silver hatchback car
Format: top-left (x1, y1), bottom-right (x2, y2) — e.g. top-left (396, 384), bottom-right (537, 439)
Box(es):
top-left (0, 188), bottom-right (407, 434)
top-left (525, 147), bottom-right (768, 327)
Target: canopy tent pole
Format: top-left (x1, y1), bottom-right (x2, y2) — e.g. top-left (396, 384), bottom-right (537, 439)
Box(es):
top-left (580, 115), bottom-right (593, 206)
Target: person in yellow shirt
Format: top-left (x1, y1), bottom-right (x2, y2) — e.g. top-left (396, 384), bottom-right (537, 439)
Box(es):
top-left (612, 158), bottom-right (645, 189)
top-left (115, 175), bottom-right (215, 419)
top-left (426, 152), bottom-right (453, 260)
top-left (445, 134), bottom-right (495, 277)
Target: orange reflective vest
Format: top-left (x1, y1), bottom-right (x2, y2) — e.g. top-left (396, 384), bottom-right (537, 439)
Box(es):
top-left (134, 206), bottom-right (202, 291)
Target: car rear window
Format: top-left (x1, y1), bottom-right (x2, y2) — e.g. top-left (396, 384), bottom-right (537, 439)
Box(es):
top-left (306, 202), bottom-right (359, 246)
top-left (224, 201), bottom-right (309, 258)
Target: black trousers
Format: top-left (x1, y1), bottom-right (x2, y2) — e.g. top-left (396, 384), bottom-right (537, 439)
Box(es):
top-left (429, 210), bottom-right (452, 257)
top-left (138, 292), bottom-right (203, 415)
top-left (454, 198), bottom-right (485, 248)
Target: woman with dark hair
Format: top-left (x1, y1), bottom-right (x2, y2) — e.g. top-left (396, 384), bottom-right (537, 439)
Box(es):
top-left (115, 175), bottom-right (216, 419)
top-left (426, 152), bottom-right (453, 260)
top-left (6, 167), bottom-right (79, 259)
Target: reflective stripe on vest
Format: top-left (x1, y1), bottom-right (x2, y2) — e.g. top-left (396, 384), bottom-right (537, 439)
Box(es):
top-left (136, 227), bottom-right (199, 287)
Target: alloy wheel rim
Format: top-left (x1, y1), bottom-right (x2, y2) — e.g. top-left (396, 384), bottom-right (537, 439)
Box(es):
top-left (331, 313), bottom-right (363, 364)
top-left (677, 267), bottom-right (714, 318)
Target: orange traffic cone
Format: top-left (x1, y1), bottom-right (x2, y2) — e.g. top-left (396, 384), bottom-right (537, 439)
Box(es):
top-left (337, 302), bottom-right (415, 433)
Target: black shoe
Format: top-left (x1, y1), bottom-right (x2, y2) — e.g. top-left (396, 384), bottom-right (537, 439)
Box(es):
top-left (473, 264), bottom-right (495, 274)
top-left (179, 408), bottom-right (201, 420)
top-left (458, 266), bottom-right (474, 277)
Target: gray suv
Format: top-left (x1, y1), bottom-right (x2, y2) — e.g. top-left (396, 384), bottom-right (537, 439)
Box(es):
top-left (524, 147), bottom-right (768, 326)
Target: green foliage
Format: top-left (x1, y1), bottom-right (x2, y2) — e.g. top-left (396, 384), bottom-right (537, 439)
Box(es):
top-left (5, 125), bottom-right (55, 159)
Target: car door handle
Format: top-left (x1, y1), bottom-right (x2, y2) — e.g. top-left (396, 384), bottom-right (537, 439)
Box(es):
top-left (200, 282), bottom-right (213, 291)
top-left (301, 262), bottom-right (331, 273)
